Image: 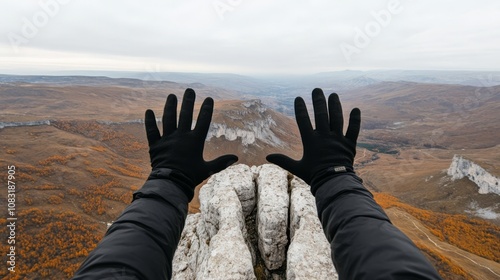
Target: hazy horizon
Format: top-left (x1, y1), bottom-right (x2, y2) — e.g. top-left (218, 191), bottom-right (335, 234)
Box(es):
top-left (2, 68), bottom-right (500, 78)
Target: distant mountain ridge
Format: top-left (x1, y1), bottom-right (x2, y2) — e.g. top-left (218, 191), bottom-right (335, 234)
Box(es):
top-left (3, 69), bottom-right (499, 90)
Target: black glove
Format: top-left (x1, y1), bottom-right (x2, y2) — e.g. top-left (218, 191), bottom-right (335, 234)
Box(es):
top-left (144, 88), bottom-right (238, 200)
top-left (266, 88), bottom-right (361, 195)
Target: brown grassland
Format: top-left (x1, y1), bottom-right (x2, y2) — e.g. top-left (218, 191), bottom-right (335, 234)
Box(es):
top-left (1, 81), bottom-right (499, 279)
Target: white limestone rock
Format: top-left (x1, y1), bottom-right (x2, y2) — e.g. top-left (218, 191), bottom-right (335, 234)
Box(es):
top-left (196, 189), bottom-right (255, 279)
top-left (287, 177), bottom-right (338, 280)
top-left (0, 120), bottom-right (51, 129)
top-left (172, 213), bottom-right (209, 280)
top-left (200, 164), bottom-right (256, 237)
top-left (448, 155), bottom-right (500, 196)
top-left (206, 100), bottom-right (283, 147)
top-left (173, 164), bottom-right (336, 279)
top-left (256, 164), bottom-right (289, 270)
top-left (172, 164), bottom-right (256, 280)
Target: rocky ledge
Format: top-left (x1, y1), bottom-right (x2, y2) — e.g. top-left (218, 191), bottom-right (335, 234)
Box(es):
top-left (448, 155), bottom-right (500, 196)
top-left (172, 164), bottom-right (337, 279)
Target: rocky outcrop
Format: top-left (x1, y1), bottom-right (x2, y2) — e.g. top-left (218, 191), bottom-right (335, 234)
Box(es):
top-left (172, 164), bottom-right (338, 279)
top-left (287, 177), bottom-right (337, 280)
top-left (206, 100), bottom-right (284, 147)
top-left (173, 164), bottom-right (256, 279)
top-left (0, 120), bottom-right (51, 129)
top-left (448, 155), bottom-right (500, 196)
top-left (255, 164), bottom-right (289, 270)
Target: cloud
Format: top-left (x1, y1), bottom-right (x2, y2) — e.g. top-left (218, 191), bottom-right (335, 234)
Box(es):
top-left (1, 0), bottom-right (499, 74)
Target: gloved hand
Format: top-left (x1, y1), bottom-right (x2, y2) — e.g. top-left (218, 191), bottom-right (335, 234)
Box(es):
top-left (144, 88), bottom-right (238, 200)
top-left (267, 88), bottom-right (361, 195)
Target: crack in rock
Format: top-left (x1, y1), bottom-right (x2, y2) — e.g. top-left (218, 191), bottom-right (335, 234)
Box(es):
top-left (172, 164), bottom-right (337, 279)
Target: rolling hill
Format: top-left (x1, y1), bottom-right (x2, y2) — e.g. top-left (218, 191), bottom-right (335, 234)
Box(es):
top-left (0, 79), bottom-right (302, 278)
top-left (341, 81), bottom-right (500, 149)
top-left (0, 76), bottom-right (499, 279)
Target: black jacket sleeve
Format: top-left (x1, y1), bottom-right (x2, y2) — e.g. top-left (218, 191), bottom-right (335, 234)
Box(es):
top-left (315, 174), bottom-right (443, 280)
top-left (72, 178), bottom-right (189, 280)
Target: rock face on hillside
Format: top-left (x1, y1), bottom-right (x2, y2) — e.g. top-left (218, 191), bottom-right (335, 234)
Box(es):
top-left (172, 164), bottom-right (337, 279)
top-left (0, 120), bottom-right (51, 129)
top-left (448, 155), bottom-right (500, 196)
top-left (206, 100), bottom-right (284, 147)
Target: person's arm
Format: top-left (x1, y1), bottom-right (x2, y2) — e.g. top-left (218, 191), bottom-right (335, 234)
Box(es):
top-left (72, 179), bottom-right (189, 279)
top-left (72, 89), bottom-right (237, 280)
top-left (267, 88), bottom-right (442, 279)
top-left (316, 174), bottom-right (442, 279)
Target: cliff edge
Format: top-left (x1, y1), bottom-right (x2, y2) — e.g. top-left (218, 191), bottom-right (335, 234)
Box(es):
top-left (448, 155), bottom-right (500, 196)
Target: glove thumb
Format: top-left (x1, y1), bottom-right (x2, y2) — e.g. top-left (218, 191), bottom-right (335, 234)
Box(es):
top-left (206, 154), bottom-right (239, 175)
top-left (266, 154), bottom-right (299, 175)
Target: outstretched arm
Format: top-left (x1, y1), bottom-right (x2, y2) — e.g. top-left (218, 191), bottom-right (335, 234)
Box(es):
top-left (268, 88), bottom-right (442, 279)
top-left (316, 175), bottom-right (442, 279)
top-left (73, 89), bottom-right (238, 279)
top-left (72, 180), bottom-right (189, 279)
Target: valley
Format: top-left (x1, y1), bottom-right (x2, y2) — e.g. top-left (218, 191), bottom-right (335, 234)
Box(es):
top-left (0, 74), bottom-right (499, 279)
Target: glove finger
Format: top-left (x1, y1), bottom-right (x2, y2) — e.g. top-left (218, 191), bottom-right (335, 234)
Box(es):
top-left (162, 94), bottom-right (178, 136)
top-left (294, 97), bottom-right (313, 141)
top-left (145, 109), bottom-right (160, 146)
top-left (178, 88), bottom-right (196, 132)
top-left (266, 154), bottom-right (299, 175)
top-left (328, 93), bottom-right (344, 135)
top-left (312, 88), bottom-right (329, 133)
top-left (206, 154), bottom-right (239, 175)
top-left (346, 108), bottom-right (361, 143)
top-left (194, 97), bottom-right (214, 138)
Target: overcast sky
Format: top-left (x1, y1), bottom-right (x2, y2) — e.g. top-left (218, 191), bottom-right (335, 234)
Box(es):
top-left (1, 0), bottom-right (499, 75)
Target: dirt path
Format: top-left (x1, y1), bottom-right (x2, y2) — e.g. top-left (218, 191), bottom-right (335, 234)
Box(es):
top-left (386, 207), bottom-right (500, 279)
top-left (357, 148), bottom-right (368, 162)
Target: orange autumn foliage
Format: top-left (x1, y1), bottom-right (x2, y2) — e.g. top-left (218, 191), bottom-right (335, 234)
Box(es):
top-left (38, 154), bottom-right (77, 166)
top-left (87, 167), bottom-right (111, 178)
top-left (47, 195), bottom-right (63, 205)
top-left (24, 197), bottom-right (34, 205)
top-left (18, 163), bottom-right (55, 177)
top-left (33, 184), bottom-right (61, 190)
top-left (374, 192), bottom-right (500, 263)
top-left (109, 162), bottom-right (145, 179)
top-left (415, 241), bottom-right (473, 280)
top-left (67, 188), bottom-right (80, 196)
top-left (17, 172), bottom-right (36, 182)
top-left (66, 179), bottom-right (133, 215)
top-left (53, 121), bottom-right (147, 155)
top-left (90, 145), bottom-right (107, 152)
top-left (122, 141), bottom-right (147, 152)
top-left (0, 209), bottom-right (103, 279)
